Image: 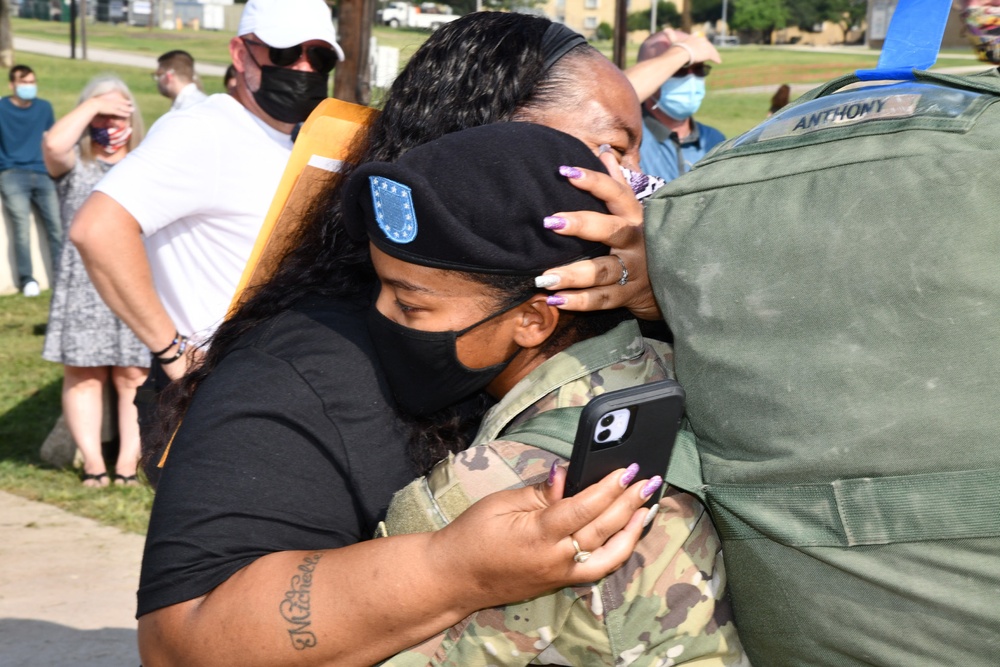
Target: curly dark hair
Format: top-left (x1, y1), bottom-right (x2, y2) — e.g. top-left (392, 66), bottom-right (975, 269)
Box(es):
top-left (145, 12), bottom-right (611, 477)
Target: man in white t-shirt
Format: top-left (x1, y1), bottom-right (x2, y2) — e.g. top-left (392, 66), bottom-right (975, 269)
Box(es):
top-left (72, 0), bottom-right (344, 381)
top-left (153, 50), bottom-right (208, 112)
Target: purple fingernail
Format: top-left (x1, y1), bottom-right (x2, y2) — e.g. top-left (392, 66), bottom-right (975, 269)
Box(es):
top-left (543, 216), bottom-right (567, 230)
top-left (546, 295), bottom-right (566, 307)
top-left (620, 463), bottom-right (640, 487)
top-left (640, 476), bottom-right (663, 499)
top-left (547, 461), bottom-right (558, 486)
top-left (559, 165), bottom-right (584, 179)
top-left (598, 143), bottom-right (612, 155)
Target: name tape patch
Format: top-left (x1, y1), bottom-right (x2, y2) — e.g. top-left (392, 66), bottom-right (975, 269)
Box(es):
top-left (760, 94), bottom-right (920, 141)
top-left (370, 176), bottom-right (417, 244)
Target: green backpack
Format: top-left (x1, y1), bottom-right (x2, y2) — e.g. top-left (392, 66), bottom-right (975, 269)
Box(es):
top-left (647, 69), bottom-right (1000, 666)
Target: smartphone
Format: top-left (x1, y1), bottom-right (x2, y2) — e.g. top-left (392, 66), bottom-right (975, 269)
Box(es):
top-left (565, 380), bottom-right (685, 508)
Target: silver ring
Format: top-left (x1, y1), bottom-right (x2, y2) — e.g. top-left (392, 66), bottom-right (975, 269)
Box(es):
top-left (614, 255), bottom-right (629, 286)
top-left (572, 539), bottom-right (591, 564)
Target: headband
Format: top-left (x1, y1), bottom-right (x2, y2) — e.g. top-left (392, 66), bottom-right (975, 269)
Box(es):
top-left (540, 22), bottom-right (589, 71)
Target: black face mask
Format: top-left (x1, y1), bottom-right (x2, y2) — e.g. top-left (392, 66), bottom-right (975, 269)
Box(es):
top-left (366, 302), bottom-right (524, 417)
top-left (251, 65), bottom-right (328, 124)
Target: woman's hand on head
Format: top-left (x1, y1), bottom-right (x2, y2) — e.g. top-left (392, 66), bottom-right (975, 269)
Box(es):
top-left (89, 90), bottom-right (134, 119)
top-left (536, 153), bottom-right (662, 321)
top-left (431, 462), bottom-right (660, 607)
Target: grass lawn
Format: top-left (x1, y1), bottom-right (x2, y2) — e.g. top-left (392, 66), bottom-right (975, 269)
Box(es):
top-left (12, 15), bottom-right (236, 66)
top-left (12, 16), bottom-right (433, 68)
top-left (0, 292), bottom-right (153, 535)
top-left (698, 92), bottom-right (772, 140)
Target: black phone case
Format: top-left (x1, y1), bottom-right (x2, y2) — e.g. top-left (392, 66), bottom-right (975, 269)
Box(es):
top-left (565, 380), bottom-right (685, 507)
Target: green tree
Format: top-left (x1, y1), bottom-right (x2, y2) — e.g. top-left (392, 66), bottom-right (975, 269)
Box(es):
top-left (690, 0), bottom-right (723, 24)
top-left (626, 0), bottom-right (681, 32)
top-left (446, 0), bottom-right (477, 14)
top-left (785, 0), bottom-right (827, 31)
top-left (730, 0), bottom-right (789, 43)
top-left (595, 21), bottom-right (613, 40)
top-left (826, 0), bottom-right (867, 43)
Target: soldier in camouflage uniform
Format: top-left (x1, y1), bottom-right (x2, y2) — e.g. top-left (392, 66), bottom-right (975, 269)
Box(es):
top-left (342, 123), bottom-right (748, 667)
top-left (379, 319), bottom-right (746, 667)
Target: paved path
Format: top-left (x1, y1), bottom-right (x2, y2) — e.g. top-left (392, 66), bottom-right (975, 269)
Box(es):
top-left (5, 35), bottom-right (195, 667)
top-left (13, 35), bottom-right (229, 76)
top-left (0, 491), bottom-right (143, 666)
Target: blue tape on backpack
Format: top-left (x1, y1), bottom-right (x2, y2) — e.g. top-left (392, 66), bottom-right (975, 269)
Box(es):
top-left (856, 0), bottom-right (952, 81)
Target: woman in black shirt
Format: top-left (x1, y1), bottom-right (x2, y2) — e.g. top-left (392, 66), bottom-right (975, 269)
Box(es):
top-left (139, 13), bottom-right (657, 667)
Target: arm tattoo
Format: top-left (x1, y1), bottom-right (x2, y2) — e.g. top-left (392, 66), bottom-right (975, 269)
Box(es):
top-left (279, 553), bottom-right (323, 650)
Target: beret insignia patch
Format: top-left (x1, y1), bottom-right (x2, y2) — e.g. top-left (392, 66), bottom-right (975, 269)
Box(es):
top-left (369, 176), bottom-right (417, 244)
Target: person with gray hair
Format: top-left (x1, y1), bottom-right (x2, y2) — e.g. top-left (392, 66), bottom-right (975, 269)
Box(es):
top-left (40, 74), bottom-right (148, 487)
top-left (625, 29), bottom-right (724, 182)
top-left (153, 49), bottom-right (207, 112)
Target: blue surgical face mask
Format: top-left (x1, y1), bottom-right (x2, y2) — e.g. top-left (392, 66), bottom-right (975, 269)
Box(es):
top-left (15, 83), bottom-right (37, 101)
top-left (655, 74), bottom-right (705, 121)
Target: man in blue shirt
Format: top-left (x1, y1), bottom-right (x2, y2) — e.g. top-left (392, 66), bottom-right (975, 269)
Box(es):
top-left (628, 30), bottom-right (725, 182)
top-left (0, 65), bottom-right (62, 296)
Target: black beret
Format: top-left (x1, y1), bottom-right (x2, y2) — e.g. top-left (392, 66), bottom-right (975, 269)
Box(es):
top-left (342, 122), bottom-right (610, 276)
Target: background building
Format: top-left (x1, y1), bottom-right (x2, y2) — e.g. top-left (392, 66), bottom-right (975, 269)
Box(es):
top-left (541, 0), bottom-right (662, 40)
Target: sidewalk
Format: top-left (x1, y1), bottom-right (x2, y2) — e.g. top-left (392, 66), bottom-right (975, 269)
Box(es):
top-left (0, 491), bottom-right (143, 666)
top-left (13, 35), bottom-right (228, 77)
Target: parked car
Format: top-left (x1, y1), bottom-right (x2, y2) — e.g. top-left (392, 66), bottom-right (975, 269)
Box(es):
top-left (713, 34), bottom-right (740, 46)
top-left (377, 2), bottom-right (460, 30)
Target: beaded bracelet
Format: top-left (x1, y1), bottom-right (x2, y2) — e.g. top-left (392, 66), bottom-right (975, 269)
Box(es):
top-left (157, 335), bottom-right (189, 365)
top-left (151, 331), bottom-right (181, 357)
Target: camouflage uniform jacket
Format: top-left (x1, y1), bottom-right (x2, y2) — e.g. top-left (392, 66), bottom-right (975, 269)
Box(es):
top-left (379, 321), bottom-right (747, 667)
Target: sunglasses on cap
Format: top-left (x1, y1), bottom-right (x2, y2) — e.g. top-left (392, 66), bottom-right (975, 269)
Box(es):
top-left (672, 63), bottom-right (712, 78)
top-left (240, 37), bottom-right (339, 75)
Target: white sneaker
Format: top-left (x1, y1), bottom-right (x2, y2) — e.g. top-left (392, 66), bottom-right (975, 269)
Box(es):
top-left (22, 280), bottom-right (40, 297)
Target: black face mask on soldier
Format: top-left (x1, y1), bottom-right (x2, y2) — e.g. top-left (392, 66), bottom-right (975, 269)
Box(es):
top-left (366, 300), bottom-right (525, 417)
top-left (243, 45), bottom-right (329, 124)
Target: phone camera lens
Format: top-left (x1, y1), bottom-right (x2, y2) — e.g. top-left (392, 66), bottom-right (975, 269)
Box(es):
top-left (600, 414), bottom-right (615, 427)
top-left (597, 429), bottom-right (611, 442)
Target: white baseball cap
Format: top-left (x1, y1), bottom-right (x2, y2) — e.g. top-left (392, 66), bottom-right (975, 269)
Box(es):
top-left (238, 0), bottom-right (345, 61)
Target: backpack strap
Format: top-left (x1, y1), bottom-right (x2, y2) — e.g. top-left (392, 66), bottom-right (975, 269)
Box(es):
top-left (665, 430), bottom-right (1000, 547)
top-left (664, 428), bottom-right (706, 502)
top-left (498, 406), bottom-right (582, 459)
top-left (794, 69), bottom-right (1000, 108)
top-left (707, 466), bottom-right (1000, 547)
top-left (375, 407), bottom-right (583, 538)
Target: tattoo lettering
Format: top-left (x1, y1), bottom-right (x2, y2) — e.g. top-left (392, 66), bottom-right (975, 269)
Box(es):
top-left (280, 553), bottom-right (323, 650)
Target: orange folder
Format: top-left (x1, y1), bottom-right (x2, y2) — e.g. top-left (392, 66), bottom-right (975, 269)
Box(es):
top-left (227, 98), bottom-right (377, 317)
